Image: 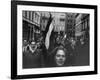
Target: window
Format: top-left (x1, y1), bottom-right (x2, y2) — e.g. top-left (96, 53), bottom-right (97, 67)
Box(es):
top-left (60, 18), bottom-right (65, 22)
top-left (27, 11), bottom-right (29, 19)
top-left (25, 11), bottom-right (27, 18)
top-left (22, 11), bottom-right (25, 18)
top-left (32, 12), bottom-right (34, 22)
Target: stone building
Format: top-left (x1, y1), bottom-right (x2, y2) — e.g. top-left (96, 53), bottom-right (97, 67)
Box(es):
top-left (75, 13), bottom-right (90, 41)
top-left (65, 13), bottom-right (76, 38)
top-left (40, 12), bottom-right (66, 33)
top-left (22, 11), bottom-right (41, 42)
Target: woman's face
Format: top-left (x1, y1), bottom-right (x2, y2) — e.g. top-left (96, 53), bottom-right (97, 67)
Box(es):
top-left (55, 49), bottom-right (66, 66)
top-left (30, 43), bottom-right (35, 50)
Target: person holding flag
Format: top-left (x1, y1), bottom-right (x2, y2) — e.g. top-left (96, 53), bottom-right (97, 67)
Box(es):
top-left (41, 12), bottom-right (55, 67)
top-left (43, 13), bottom-right (55, 51)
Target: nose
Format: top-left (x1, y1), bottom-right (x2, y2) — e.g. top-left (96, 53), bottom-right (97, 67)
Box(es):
top-left (59, 56), bottom-right (64, 60)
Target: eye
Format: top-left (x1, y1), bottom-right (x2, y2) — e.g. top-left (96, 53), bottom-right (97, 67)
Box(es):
top-left (62, 55), bottom-right (65, 57)
top-left (56, 54), bottom-right (60, 57)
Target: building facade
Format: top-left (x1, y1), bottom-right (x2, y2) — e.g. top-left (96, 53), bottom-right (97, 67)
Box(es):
top-left (81, 14), bottom-right (90, 41)
top-left (75, 13), bottom-right (90, 41)
top-left (53, 13), bottom-right (66, 32)
top-left (75, 13), bottom-right (82, 39)
top-left (65, 13), bottom-right (76, 38)
top-left (40, 12), bottom-right (66, 33)
top-left (40, 12), bottom-right (50, 31)
top-left (22, 11), bottom-right (41, 42)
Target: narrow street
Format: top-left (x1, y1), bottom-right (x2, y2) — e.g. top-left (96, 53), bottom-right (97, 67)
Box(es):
top-left (22, 11), bottom-right (90, 68)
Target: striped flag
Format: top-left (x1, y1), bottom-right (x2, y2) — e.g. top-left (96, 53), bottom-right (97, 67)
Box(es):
top-left (45, 20), bottom-right (54, 49)
top-left (43, 13), bottom-right (54, 50)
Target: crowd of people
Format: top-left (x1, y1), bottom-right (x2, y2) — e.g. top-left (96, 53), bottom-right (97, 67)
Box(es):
top-left (22, 30), bottom-right (89, 68)
top-left (22, 13), bottom-right (89, 68)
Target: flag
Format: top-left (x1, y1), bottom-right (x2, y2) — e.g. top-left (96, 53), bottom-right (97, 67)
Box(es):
top-left (44, 13), bottom-right (54, 50)
top-left (45, 21), bottom-right (54, 49)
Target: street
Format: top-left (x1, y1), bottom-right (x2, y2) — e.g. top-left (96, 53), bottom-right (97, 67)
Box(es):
top-left (22, 11), bottom-right (90, 68)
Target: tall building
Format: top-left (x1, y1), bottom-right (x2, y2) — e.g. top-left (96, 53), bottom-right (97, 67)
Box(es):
top-left (75, 13), bottom-right (82, 39)
top-left (40, 12), bottom-right (50, 31)
top-left (65, 13), bottom-right (76, 38)
top-left (75, 13), bottom-right (89, 40)
top-left (81, 14), bottom-right (90, 40)
top-left (53, 12), bottom-right (66, 32)
top-left (22, 11), bottom-right (41, 42)
top-left (40, 12), bottom-right (66, 33)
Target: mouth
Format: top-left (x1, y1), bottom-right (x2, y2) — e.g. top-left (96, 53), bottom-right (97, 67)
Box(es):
top-left (57, 60), bottom-right (64, 66)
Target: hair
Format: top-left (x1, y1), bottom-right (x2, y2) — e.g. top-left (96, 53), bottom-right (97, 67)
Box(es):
top-left (48, 46), bottom-right (68, 67)
top-left (56, 46), bottom-right (66, 54)
top-left (49, 46), bottom-right (67, 57)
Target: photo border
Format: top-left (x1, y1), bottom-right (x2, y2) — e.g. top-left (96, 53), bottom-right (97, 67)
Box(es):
top-left (11, 1), bottom-right (97, 79)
